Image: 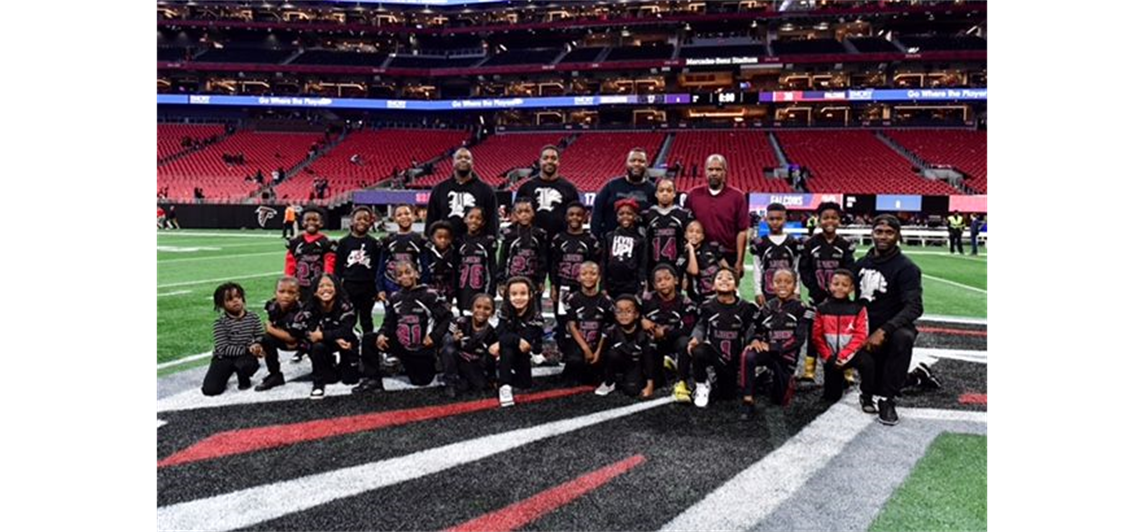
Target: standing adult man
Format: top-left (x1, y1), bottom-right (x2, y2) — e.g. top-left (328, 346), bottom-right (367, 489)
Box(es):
top-left (516, 145), bottom-right (581, 237)
top-left (590, 148), bottom-right (657, 239)
top-left (969, 213), bottom-right (984, 255)
top-left (851, 214), bottom-right (929, 426)
top-left (426, 147), bottom-right (500, 239)
top-left (683, 154), bottom-right (751, 279)
top-left (946, 210), bottom-right (965, 255)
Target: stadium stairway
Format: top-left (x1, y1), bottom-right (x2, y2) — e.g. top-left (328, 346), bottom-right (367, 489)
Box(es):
top-left (768, 131), bottom-right (789, 167)
top-left (875, 131), bottom-right (928, 169)
top-left (296, 130), bottom-right (346, 181)
top-left (874, 130), bottom-right (971, 193)
top-left (655, 132), bottom-right (675, 168)
top-left (157, 126), bottom-right (236, 167)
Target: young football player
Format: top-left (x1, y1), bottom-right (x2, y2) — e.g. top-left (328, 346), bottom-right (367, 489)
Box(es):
top-left (563, 262), bottom-right (613, 386)
top-left (456, 206), bottom-right (498, 315)
top-left (601, 198), bottom-right (647, 297)
top-left (686, 267), bottom-right (757, 408)
top-left (298, 274), bottom-right (360, 399)
top-left (750, 203), bottom-right (802, 305)
top-left (285, 207), bottom-right (336, 303)
top-left (740, 269), bottom-right (814, 419)
top-left (202, 282), bottom-right (264, 396)
top-left (643, 178), bottom-right (691, 284)
top-left (595, 295), bottom-right (655, 398)
top-left (491, 276), bottom-right (545, 407)
top-left (640, 265), bottom-right (698, 395)
top-left (440, 293), bottom-right (498, 398)
top-left (254, 276), bottom-right (308, 391)
top-left (376, 204), bottom-right (430, 300)
top-left (797, 201), bottom-right (855, 383)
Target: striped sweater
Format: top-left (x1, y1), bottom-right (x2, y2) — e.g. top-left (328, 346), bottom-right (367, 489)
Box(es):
top-left (212, 311), bottom-right (264, 358)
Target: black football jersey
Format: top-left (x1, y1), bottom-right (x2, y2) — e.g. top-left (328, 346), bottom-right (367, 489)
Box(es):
top-left (800, 234), bottom-right (855, 304)
top-left (448, 316), bottom-right (496, 362)
top-left (498, 224), bottom-right (548, 286)
top-left (382, 285), bottom-right (451, 350)
top-left (378, 232), bottom-right (430, 295)
top-left (550, 231), bottom-right (601, 290)
top-left (750, 234), bottom-right (803, 301)
top-left (694, 296), bottom-right (758, 361)
top-left (287, 234), bottom-right (335, 289)
top-left (644, 206), bottom-right (691, 274)
top-left (565, 291), bottom-right (614, 348)
top-left (425, 244), bottom-right (458, 306)
top-left (687, 241), bottom-right (725, 303)
top-left (641, 291), bottom-right (699, 334)
top-left (456, 234), bottom-right (498, 312)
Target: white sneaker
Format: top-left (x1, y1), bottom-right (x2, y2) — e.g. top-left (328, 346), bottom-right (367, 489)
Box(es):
top-left (531, 353), bottom-right (547, 366)
top-left (694, 382), bottom-right (711, 408)
top-left (595, 382), bottom-right (616, 396)
top-left (498, 384), bottom-right (514, 407)
top-left (310, 386), bottom-right (325, 400)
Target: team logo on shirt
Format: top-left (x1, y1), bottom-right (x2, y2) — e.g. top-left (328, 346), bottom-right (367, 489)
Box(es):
top-left (346, 244), bottom-right (372, 269)
top-left (858, 268), bottom-right (888, 302)
top-left (612, 235), bottom-right (635, 260)
top-left (447, 191), bottom-right (477, 218)
top-left (534, 188), bottom-right (563, 212)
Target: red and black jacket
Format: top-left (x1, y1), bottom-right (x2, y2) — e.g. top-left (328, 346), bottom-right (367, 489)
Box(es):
top-left (811, 297), bottom-right (869, 366)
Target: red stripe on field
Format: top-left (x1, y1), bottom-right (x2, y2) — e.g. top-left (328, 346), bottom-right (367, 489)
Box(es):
top-left (959, 393), bottom-right (987, 404)
top-left (158, 386), bottom-right (593, 468)
top-left (918, 326), bottom-right (988, 337)
top-left (444, 454), bottom-right (646, 532)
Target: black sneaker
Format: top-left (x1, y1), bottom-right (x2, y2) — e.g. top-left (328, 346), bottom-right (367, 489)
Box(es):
top-left (915, 362), bottom-right (943, 390)
top-left (255, 372), bottom-right (285, 392)
top-left (238, 375), bottom-right (252, 390)
top-left (738, 401), bottom-right (756, 421)
top-left (878, 398), bottom-right (899, 426)
top-left (860, 394), bottom-right (876, 414)
top-left (290, 352), bottom-right (305, 363)
top-left (351, 378), bottom-right (383, 394)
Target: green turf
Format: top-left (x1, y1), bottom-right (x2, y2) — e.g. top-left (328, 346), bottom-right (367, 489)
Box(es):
top-left (157, 231), bottom-right (987, 366)
top-left (868, 433), bottom-right (987, 532)
top-left (908, 254), bottom-right (987, 291)
top-left (157, 357), bottom-right (212, 378)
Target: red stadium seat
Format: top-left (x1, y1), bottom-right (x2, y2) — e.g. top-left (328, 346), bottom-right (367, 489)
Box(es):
top-left (884, 130), bottom-right (987, 193)
top-left (664, 130), bottom-right (791, 193)
top-left (775, 131), bottom-right (960, 195)
top-left (158, 130), bottom-right (322, 201)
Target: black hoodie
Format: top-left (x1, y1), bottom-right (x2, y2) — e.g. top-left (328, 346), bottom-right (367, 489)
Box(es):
top-left (426, 174), bottom-right (500, 239)
top-left (851, 246), bottom-right (923, 334)
top-left (589, 174), bottom-right (657, 239)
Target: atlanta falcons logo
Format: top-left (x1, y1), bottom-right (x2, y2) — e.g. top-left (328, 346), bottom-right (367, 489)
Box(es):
top-left (255, 206), bottom-right (278, 228)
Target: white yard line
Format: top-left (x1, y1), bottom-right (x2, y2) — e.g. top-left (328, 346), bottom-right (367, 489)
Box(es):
top-left (158, 272), bottom-right (281, 289)
top-left (159, 251), bottom-right (284, 264)
top-left (913, 347), bottom-right (988, 365)
top-left (158, 231), bottom-right (283, 239)
top-left (921, 274), bottom-right (987, 294)
top-left (157, 352), bottom-right (213, 370)
top-left (157, 290), bottom-right (193, 298)
top-left (157, 419), bottom-right (168, 429)
top-left (919, 314), bottom-right (987, 325)
top-left (899, 407), bottom-right (988, 423)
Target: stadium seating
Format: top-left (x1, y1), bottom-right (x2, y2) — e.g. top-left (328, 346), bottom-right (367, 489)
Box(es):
top-left (555, 132), bottom-right (667, 191)
top-left (158, 47), bottom-right (190, 62)
top-left (846, 37), bottom-right (901, 53)
top-left (194, 48), bottom-right (295, 64)
top-left (420, 132), bottom-right (567, 189)
top-left (481, 48), bottom-right (563, 66)
top-left (387, 55), bottom-right (483, 68)
top-left (560, 47), bottom-right (607, 63)
top-left (771, 39), bottom-right (847, 55)
top-left (679, 44), bottom-right (769, 59)
top-left (290, 50), bottom-right (386, 66)
top-left (157, 131), bottom-right (323, 201)
top-left (278, 128), bottom-right (470, 200)
top-left (604, 45), bottom-right (674, 61)
top-left (157, 122), bottom-right (226, 160)
top-left (898, 36), bottom-right (987, 52)
top-left (884, 130), bottom-right (987, 193)
top-left (665, 131), bottom-right (791, 193)
top-left (776, 131), bottom-right (959, 194)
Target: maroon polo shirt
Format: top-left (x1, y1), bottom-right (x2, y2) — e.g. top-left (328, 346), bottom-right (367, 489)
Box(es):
top-left (684, 185), bottom-right (750, 256)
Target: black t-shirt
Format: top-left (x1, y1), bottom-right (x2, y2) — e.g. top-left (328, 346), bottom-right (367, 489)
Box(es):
top-left (516, 175), bottom-right (581, 237)
top-left (426, 175), bottom-right (500, 239)
top-left (335, 234), bottom-right (381, 284)
top-left (602, 226), bottom-right (647, 294)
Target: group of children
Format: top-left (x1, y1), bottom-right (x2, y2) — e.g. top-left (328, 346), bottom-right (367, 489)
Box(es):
top-left (203, 182), bottom-right (939, 419)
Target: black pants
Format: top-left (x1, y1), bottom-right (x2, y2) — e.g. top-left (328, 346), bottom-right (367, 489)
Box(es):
top-left (741, 348), bottom-right (797, 406)
top-left (440, 340), bottom-right (490, 393)
top-left (719, 250), bottom-right (738, 271)
top-left (362, 332), bottom-right (438, 385)
top-left (561, 337), bottom-right (602, 385)
top-left (970, 231), bottom-right (980, 255)
top-left (603, 347), bottom-right (655, 396)
top-left (257, 333), bottom-right (298, 376)
top-left (822, 353), bottom-right (877, 402)
top-left (653, 331), bottom-right (689, 386)
top-left (855, 327), bottom-right (917, 399)
top-left (201, 355), bottom-right (259, 396)
top-left (801, 310), bottom-right (820, 375)
top-left (677, 339), bottom-right (695, 384)
top-left (553, 291), bottom-right (573, 362)
top-left (343, 280), bottom-right (377, 334)
top-left (360, 332), bottom-right (386, 381)
top-left (949, 228), bottom-right (964, 254)
top-left (282, 221), bottom-right (295, 239)
top-left (310, 339), bottom-right (360, 388)
top-left (690, 343), bottom-right (739, 399)
top-left (398, 346), bottom-right (440, 386)
top-left (497, 332), bottom-right (533, 389)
